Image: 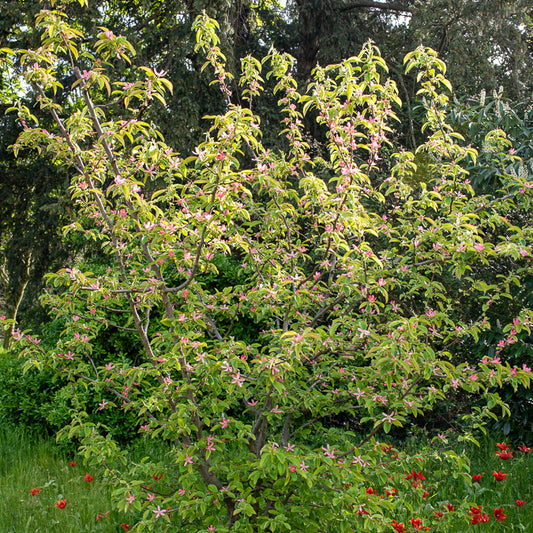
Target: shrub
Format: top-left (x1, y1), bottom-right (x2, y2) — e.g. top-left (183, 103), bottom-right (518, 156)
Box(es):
top-left (1, 4), bottom-right (532, 531)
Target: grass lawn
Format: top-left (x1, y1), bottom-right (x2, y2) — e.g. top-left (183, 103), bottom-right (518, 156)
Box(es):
top-left (0, 426), bottom-right (531, 532)
top-left (0, 428), bottom-right (124, 532)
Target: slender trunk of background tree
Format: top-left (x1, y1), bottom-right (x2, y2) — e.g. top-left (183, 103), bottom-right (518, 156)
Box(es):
top-left (1, 250), bottom-right (32, 350)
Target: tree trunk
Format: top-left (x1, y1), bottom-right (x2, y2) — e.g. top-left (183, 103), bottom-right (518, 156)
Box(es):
top-left (1, 249), bottom-right (32, 350)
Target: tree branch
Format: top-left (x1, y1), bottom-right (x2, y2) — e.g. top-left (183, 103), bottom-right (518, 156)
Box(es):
top-left (338, 1), bottom-right (412, 14)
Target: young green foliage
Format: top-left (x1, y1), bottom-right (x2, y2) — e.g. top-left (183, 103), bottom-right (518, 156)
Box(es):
top-left (1, 7), bottom-right (532, 532)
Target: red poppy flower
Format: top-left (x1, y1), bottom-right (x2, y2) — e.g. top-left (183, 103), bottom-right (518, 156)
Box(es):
top-left (84, 472), bottom-right (94, 483)
top-left (516, 500), bottom-right (527, 506)
top-left (29, 488), bottom-right (40, 496)
top-left (496, 451), bottom-right (513, 460)
top-left (392, 520), bottom-right (407, 533)
top-left (55, 499), bottom-right (67, 509)
top-left (405, 470), bottom-right (425, 482)
top-left (69, 461), bottom-right (77, 467)
top-left (472, 474), bottom-right (483, 482)
top-left (493, 508), bottom-right (506, 521)
top-left (496, 442), bottom-right (510, 451)
top-left (120, 525), bottom-right (130, 531)
top-left (410, 517), bottom-right (423, 529)
top-left (492, 470), bottom-right (507, 481)
top-left (471, 513), bottom-right (490, 524)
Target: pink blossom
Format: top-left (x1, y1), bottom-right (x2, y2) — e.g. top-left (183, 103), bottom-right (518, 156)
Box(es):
top-left (231, 372), bottom-right (245, 387)
top-left (322, 444), bottom-right (336, 459)
top-left (153, 505), bottom-right (167, 518)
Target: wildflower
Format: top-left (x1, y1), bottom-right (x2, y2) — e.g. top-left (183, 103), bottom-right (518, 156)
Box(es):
top-left (120, 524), bottom-right (130, 531)
top-left (472, 474), bottom-right (483, 482)
top-left (493, 508), bottom-right (506, 521)
top-left (445, 503), bottom-right (454, 512)
top-left (153, 474), bottom-right (163, 481)
top-left (492, 470), bottom-right (507, 481)
top-left (433, 511), bottom-right (443, 518)
top-left (55, 499), bottom-right (67, 509)
top-left (410, 517), bottom-right (423, 529)
top-left (423, 491), bottom-right (429, 498)
top-left (516, 500), bottom-right (526, 506)
top-left (69, 461), bottom-right (77, 467)
top-left (405, 470), bottom-right (426, 482)
top-left (471, 513), bottom-right (490, 524)
top-left (518, 445), bottom-right (532, 453)
top-left (125, 493), bottom-right (135, 504)
top-left (183, 454), bottom-right (194, 466)
top-left (84, 472), bottom-right (94, 482)
top-left (496, 450), bottom-right (513, 460)
top-left (29, 488), bottom-right (40, 496)
top-left (392, 520), bottom-right (407, 533)
top-left (496, 442), bottom-right (510, 451)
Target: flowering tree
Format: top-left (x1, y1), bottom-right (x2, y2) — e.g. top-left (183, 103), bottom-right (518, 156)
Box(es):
top-left (1, 2), bottom-right (532, 531)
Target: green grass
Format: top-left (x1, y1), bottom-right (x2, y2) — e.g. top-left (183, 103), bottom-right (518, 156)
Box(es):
top-left (0, 426), bottom-right (531, 532)
top-left (0, 427), bottom-right (126, 532)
